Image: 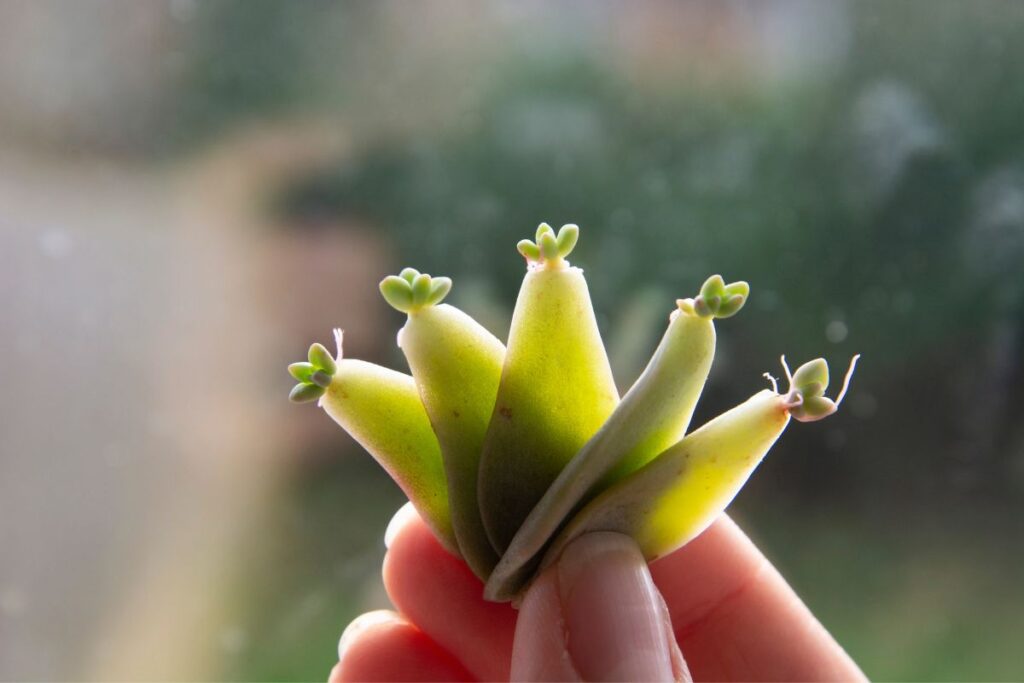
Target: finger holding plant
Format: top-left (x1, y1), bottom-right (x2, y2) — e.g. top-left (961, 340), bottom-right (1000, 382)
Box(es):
top-left (287, 221), bottom-right (860, 603)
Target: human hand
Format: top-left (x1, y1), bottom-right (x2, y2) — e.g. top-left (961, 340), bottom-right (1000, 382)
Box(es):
top-left (329, 503), bottom-right (865, 682)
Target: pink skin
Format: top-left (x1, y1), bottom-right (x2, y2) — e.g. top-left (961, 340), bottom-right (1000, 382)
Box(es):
top-left (331, 506), bottom-right (865, 682)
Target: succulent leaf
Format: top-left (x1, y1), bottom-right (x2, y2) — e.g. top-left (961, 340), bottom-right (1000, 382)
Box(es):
top-left (542, 390), bottom-right (790, 570)
top-left (289, 382), bottom-right (325, 403)
top-left (478, 225), bottom-right (619, 554)
top-left (397, 301), bottom-right (506, 579)
top-left (308, 343), bottom-right (337, 375)
top-left (288, 361), bottom-right (316, 383)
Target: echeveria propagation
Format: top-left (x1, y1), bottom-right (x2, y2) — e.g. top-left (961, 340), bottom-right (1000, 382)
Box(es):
top-left (288, 223), bottom-right (859, 603)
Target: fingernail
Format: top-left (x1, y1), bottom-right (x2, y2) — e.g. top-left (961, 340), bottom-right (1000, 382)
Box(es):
top-left (557, 532), bottom-right (676, 682)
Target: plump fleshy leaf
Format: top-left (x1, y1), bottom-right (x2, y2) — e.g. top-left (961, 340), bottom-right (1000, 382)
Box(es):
top-left (542, 390), bottom-right (790, 570)
top-left (308, 342), bottom-right (337, 375)
top-left (477, 225), bottom-right (619, 554)
top-left (288, 361), bottom-right (316, 383)
top-left (289, 382), bottom-right (325, 403)
top-left (314, 335), bottom-right (457, 553)
top-left (395, 286), bottom-right (506, 579)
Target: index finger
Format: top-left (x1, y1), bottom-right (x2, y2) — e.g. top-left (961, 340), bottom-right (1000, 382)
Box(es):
top-left (650, 514), bottom-right (865, 681)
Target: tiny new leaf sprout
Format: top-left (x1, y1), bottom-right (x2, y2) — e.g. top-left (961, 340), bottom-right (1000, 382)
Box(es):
top-left (288, 329), bottom-right (458, 553)
top-left (516, 222), bottom-right (579, 268)
top-left (381, 268), bottom-right (507, 579)
top-left (478, 223), bottom-right (620, 554)
top-left (539, 355), bottom-right (861, 573)
top-left (485, 274), bottom-right (749, 601)
top-left (287, 342), bottom-right (338, 402)
top-left (779, 354), bottom-right (860, 422)
top-left (380, 267), bottom-right (452, 313)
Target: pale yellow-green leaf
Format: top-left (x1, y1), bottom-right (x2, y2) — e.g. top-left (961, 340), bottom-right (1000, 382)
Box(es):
top-left (542, 390), bottom-right (790, 572)
top-left (320, 358), bottom-right (457, 554)
top-left (478, 264), bottom-right (619, 554)
top-left (486, 305), bottom-right (717, 600)
top-left (398, 303), bottom-right (506, 579)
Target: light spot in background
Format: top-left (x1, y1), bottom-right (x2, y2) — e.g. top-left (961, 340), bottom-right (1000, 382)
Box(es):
top-left (846, 80), bottom-right (946, 206)
top-left (38, 228), bottom-right (73, 259)
top-left (826, 319), bottom-right (848, 343)
top-left (967, 166), bottom-right (1024, 279)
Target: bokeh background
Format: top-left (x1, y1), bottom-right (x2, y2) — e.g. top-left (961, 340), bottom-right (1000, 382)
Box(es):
top-left (1, 0), bottom-right (1023, 680)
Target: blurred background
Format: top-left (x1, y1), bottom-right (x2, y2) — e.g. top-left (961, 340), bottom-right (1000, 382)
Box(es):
top-left (1, 0), bottom-right (1022, 679)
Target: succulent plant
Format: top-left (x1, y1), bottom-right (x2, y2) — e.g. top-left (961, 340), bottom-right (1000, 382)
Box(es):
top-left (289, 223), bottom-right (858, 603)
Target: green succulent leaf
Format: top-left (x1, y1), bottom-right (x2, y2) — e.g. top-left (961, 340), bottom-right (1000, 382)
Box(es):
top-left (478, 225), bottom-right (619, 555)
top-left (289, 382), bottom-right (325, 403)
top-left (308, 343), bottom-right (337, 375)
top-left (542, 389), bottom-right (791, 569)
top-left (307, 330), bottom-right (457, 553)
top-left (411, 273), bottom-right (432, 306)
top-left (288, 361), bottom-right (316, 383)
top-left (397, 301), bottom-right (506, 579)
top-left (380, 275), bottom-right (415, 313)
top-left (791, 357), bottom-right (829, 393)
top-left (556, 224), bottom-right (579, 257)
top-left (426, 277), bottom-right (453, 306)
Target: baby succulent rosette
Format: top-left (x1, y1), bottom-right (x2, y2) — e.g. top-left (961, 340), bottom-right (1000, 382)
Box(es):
top-left (288, 223), bottom-right (859, 603)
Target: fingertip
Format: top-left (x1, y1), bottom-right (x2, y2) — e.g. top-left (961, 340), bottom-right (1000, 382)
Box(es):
top-left (557, 532), bottom-right (681, 682)
top-left (333, 611), bottom-right (473, 682)
top-left (338, 610), bottom-right (396, 662)
top-left (511, 566), bottom-right (580, 681)
top-left (383, 508), bottom-right (516, 681)
top-left (384, 501), bottom-right (419, 550)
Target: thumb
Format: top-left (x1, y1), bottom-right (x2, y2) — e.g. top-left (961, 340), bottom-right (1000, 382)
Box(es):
top-left (510, 532), bottom-right (689, 682)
